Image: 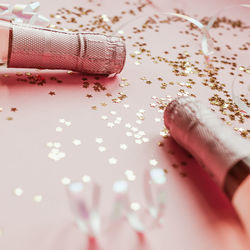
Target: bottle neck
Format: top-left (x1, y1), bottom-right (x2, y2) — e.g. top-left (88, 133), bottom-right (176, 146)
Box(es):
top-left (224, 156), bottom-right (250, 199)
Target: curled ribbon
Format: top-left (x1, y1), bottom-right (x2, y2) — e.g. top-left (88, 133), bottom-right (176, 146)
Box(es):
top-left (67, 181), bottom-right (101, 237)
top-left (112, 168), bottom-right (167, 233)
top-left (66, 168), bottom-right (167, 239)
top-left (0, 2), bottom-right (49, 26)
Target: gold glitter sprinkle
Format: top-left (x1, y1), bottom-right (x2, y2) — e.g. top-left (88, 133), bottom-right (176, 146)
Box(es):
top-left (14, 188), bottom-right (23, 197)
top-left (91, 106), bottom-right (97, 110)
top-left (6, 117), bottom-right (13, 121)
top-left (72, 139), bottom-right (81, 146)
top-left (33, 195), bottom-right (43, 203)
top-left (108, 157), bottom-right (118, 165)
top-left (11, 108), bottom-right (17, 112)
top-left (61, 177), bottom-right (71, 185)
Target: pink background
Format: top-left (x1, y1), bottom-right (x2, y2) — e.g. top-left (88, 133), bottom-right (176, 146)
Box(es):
top-left (0, 0), bottom-right (250, 249)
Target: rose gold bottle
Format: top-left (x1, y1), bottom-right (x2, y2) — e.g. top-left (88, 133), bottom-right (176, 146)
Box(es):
top-left (164, 96), bottom-right (250, 238)
top-left (0, 20), bottom-right (126, 75)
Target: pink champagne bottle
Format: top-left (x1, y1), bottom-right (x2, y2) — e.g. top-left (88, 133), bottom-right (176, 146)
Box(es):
top-left (0, 20), bottom-right (126, 75)
top-left (164, 96), bottom-right (250, 237)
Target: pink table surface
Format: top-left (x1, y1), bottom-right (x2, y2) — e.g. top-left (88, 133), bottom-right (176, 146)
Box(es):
top-left (0, 0), bottom-right (250, 249)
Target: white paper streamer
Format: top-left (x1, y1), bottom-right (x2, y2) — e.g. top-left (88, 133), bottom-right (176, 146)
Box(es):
top-left (0, 2), bottom-right (49, 26)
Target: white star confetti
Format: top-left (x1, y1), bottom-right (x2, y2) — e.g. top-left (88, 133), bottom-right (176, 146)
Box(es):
top-left (109, 157), bottom-right (118, 165)
top-left (107, 122), bottom-right (115, 128)
top-left (33, 195), bottom-right (43, 203)
top-left (149, 159), bottom-right (158, 166)
top-left (56, 127), bottom-right (63, 132)
top-left (130, 202), bottom-right (141, 211)
top-left (98, 146), bottom-right (106, 152)
top-left (96, 138), bottom-right (103, 144)
top-left (126, 132), bottom-right (133, 137)
top-left (125, 170), bottom-right (136, 181)
top-left (61, 177), bottom-right (71, 185)
top-left (72, 139), bottom-right (81, 146)
top-left (101, 115), bottom-right (108, 120)
top-left (125, 123), bottom-right (132, 128)
top-left (123, 104), bottom-right (130, 108)
top-left (120, 144), bottom-right (127, 150)
top-left (82, 175), bottom-right (91, 183)
top-left (14, 188), bottom-right (23, 197)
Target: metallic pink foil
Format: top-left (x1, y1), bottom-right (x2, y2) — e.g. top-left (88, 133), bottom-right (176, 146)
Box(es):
top-left (8, 23), bottom-right (126, 75)
top-left (164, 96), bottom-right (250, 187)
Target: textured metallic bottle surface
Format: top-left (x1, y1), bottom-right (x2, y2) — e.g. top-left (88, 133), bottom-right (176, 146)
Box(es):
top-left (7, 23), bottom-right (126, 75)
top-left (164, 96), bottom-right (250, 189)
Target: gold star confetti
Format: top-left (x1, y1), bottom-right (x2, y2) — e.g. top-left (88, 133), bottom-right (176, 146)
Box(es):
top-left (91, 106), bottom-right (97, 110)
top-left (106, 93), bottom-right (112, 97)
top-left (101, 103), bottom-right (107, 107)
top-left (6, 117), bottom-right (13, 121)
top-left (11, 108), bottom-right (17, 112)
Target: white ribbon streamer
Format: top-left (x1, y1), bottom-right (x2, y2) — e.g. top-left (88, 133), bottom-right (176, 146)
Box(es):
top-left (0, 2), bottom-right (49, 26)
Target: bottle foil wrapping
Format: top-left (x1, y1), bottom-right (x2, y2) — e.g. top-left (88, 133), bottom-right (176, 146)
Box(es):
top-left (164, 96), bottom-right (250, 190)
top-left (7, 23), bottom-right (126, 75)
